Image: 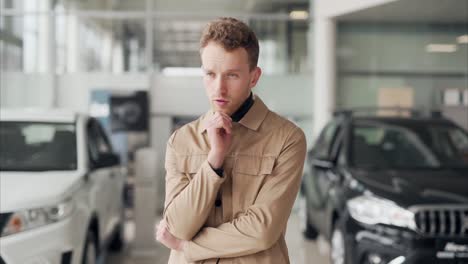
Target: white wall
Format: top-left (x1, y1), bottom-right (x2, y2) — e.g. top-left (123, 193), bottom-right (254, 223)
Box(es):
top-left (0, 73), bottom-right (55, 108)
top-left (151, 74), bottom-right (313, 117)
top-left (1, 72), bottom-right (315, 131)
top-left (56, 73), bottom-right (149, 112)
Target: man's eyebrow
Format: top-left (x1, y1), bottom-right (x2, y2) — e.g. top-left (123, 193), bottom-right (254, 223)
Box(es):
top-left (202, 68), bottom-right (242, 72)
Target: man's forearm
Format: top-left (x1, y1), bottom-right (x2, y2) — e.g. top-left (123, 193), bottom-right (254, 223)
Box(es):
top-left (182, 206), bottom-right (287, 261)
top-left (165, 155), bottom-right (225, 240)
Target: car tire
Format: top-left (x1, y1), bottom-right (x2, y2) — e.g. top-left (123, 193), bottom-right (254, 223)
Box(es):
top-left (109, 195), bottom-right (126, 252)
top-left (298, 192), bottom-right (319, 240)
top-left (330, 219), bottom-right (349, 264)
top-left (108, 222), bottom-right (124, 252)
top-left (82, 229), bottom-right (98, 264)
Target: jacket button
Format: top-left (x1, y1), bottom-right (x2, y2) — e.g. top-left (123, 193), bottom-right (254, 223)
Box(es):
top-left (215, 199), bottom-right (222, 207)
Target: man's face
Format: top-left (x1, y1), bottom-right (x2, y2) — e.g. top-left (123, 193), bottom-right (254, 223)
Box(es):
top-left (201, 41), bottom-right (261, 116)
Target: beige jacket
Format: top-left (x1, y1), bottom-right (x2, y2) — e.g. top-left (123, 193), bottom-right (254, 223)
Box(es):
top-left (163, 95), bottom-right (306, 264)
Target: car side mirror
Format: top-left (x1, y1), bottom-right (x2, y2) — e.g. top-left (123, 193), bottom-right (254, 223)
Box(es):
top-left (95, 153), bottom-right (120, 169)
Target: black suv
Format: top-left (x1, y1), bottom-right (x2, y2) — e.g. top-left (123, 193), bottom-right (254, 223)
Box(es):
top-left (300, 109), bottom-right (468, 264)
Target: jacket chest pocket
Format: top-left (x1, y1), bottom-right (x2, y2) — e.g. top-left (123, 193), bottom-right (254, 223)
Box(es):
top-left (232, 155), bottom-right (275, 212)
top-left (174, 155), bottom-right (207, 180)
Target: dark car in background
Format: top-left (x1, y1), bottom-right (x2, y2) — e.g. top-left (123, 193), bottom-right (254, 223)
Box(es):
top-left (300, 108), bottom-right (468, 264)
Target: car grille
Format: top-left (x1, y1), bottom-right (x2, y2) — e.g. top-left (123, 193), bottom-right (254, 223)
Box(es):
top-left (414, 206), bottom-right (468, 237)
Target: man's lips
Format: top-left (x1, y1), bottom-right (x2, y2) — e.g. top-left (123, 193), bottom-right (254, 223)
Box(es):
top-left (214, 99), bottom-right (229, 106)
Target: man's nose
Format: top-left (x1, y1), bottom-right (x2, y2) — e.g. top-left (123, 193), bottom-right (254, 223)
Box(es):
top-left (214, 76), bottom-right (227, 94)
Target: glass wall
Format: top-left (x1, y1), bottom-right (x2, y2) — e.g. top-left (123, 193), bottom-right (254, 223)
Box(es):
top-left (55, 16), bottom-right (146, 73)
top-left (336, 22), bottom-right (468, 109)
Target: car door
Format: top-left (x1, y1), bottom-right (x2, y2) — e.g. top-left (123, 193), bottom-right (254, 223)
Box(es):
top-left (322, 126), bottom-right (347, 238)
top-left (307, 119), bottom-right (343, 233)
top-left (86, 119), bottom-right (115, 241)
top-left (94, 121), bottom-right (124, 235)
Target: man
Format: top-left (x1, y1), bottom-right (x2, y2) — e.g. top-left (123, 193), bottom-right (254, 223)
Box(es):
top-left (156, 17), bottom-right (306, 264)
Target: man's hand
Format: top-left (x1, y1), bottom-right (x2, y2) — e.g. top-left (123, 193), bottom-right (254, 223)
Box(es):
top-left (205, 112), bottom-right (232, 169)
top-left (156, 219), bottom-right (186, 251)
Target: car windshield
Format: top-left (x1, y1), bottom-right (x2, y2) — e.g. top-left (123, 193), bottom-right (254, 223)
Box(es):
top-left (351, 121), bottom-right (468, 169)
top-left (0, 121), bottom-right (77, 171)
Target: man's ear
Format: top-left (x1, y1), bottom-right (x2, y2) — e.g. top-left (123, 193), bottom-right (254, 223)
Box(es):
top-left (249, 67), bottom-right (262, 88)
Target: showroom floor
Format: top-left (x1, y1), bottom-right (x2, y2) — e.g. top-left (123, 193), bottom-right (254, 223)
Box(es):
top-left (105, 202), bottom-right (331, 264)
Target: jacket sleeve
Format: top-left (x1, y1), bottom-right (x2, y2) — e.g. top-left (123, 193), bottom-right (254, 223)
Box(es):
top-left (183, 127), bottom-right (307, 262)
top-left (163, 131), bottom-right (226, 241)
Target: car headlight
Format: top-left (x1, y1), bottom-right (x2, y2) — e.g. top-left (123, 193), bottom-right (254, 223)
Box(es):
top-left (1, 198), bottom-right (75, 237)
top-left (347, 194), bottom-right (416, 230)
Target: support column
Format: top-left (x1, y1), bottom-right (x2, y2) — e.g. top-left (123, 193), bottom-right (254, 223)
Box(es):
top-left (49, 1), bottom-right (58, 107)
top-left (313, 15), bottom-right (336, 138)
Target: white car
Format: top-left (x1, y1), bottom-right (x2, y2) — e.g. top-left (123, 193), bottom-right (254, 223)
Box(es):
top-left (0, 109), bottom-right (126, 264)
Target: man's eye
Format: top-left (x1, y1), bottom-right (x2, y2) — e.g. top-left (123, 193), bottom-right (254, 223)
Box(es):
top-left (227, 73), bottom-right (238, 78)
top-left (205, 72), bottom-right (215, 77)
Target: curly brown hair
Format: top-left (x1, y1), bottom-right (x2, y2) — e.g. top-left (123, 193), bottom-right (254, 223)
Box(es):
top-left (200, 17), bottom-right (259, 70)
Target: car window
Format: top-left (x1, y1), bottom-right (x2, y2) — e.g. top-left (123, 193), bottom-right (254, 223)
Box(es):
top-left (87, 122), bottom-right (99, 162)
top-left (314, 121), bottom-right (341, 159)
top-left (87, 120), bottom-right (112, 164)
top-left (352, 122), bottom-right (468, 169)
top-left (423, 125), bottom-right (468, 166)
top-left (0, 122), bottom-right (77, 171)
top-left (331, 130), bottom-right (346, 165)
top-left (94, 122), bottom-right (113, 154)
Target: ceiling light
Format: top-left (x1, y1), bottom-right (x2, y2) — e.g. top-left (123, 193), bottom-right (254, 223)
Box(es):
top-left (457, 35), bottom-right (468, 44)
top-left (426, 44), bottom-right (457, 53)
top-left (289, 10), bottom-right (309, 20)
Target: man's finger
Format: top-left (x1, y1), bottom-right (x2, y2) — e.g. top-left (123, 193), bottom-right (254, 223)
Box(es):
top-left (207, 116), bottom-right (232, 134)
top-left (216, 111), bottom-right (232, 121)
top-left (220, 118), bottom-right (232, 134)
top-left (211, 115), bottom-right (232, 133)
top-left (206, 115), bottom-right (224, 130)
top-left (217, 112), bottom-right (232, 125)
top-left (212, 112), bottom-right (232, 126)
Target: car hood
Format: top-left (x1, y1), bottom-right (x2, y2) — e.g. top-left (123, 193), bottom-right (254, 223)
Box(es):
top-left (349, 168), bottom-right (468, 208)
top-left (0, 171), bottom-right (85, 213)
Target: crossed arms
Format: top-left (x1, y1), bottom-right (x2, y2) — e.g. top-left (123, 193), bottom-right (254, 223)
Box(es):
top-left (160, 126), bottom-right (306, 262)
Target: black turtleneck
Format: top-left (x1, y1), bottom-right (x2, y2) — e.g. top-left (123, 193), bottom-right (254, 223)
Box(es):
top-left (231, 92), bottom-right (254, 122)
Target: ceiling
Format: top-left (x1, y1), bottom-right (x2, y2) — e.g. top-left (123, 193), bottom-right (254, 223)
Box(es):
top-left (71, 0), bottom-right (308, 13)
